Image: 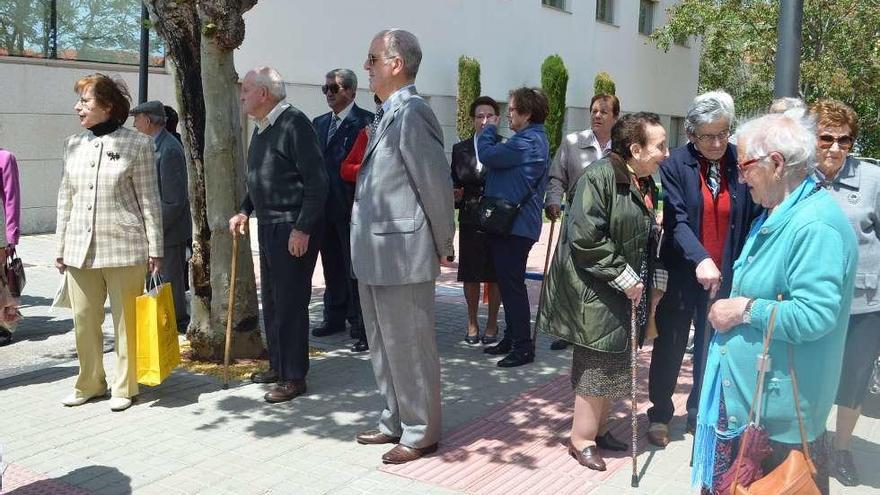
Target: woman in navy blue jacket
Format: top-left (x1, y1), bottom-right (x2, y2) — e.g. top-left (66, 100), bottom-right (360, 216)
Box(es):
top-left (477, 87), bottom-right (550, 368)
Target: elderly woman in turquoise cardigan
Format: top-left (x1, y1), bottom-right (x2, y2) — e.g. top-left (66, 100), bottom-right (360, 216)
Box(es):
top-left (692, 111), bottom-right (858, 495)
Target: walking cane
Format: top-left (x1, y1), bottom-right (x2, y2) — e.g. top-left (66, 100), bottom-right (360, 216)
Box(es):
top-left (630, 303), bottom-right (640, 488)
top-left (531, 218), bottom-right (557, 354)
top-left (222, 233), bottom-right (240, 390)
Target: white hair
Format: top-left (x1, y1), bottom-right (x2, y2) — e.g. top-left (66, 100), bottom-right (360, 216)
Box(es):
top-left (686, 90), bottom-right (736, 134)
top-left (375, 29), bottom-right (422, 79)
top-left (250, 66), bottom-right (286, 101)
top-left (769, 97), bottom-right (806, 114)
top-left (735, 111), bottom-right (817, 175)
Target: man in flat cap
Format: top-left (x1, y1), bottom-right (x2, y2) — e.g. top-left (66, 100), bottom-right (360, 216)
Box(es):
top-left (131, 100), bottom-right (191, 332)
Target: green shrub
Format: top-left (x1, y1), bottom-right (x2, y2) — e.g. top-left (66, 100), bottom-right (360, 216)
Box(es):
top-left (457, 56), bottom-right (481, 140)
top-left (593, 71), bottom-right (616, 96)
top-left (541, 55), bottom-right (569, 157)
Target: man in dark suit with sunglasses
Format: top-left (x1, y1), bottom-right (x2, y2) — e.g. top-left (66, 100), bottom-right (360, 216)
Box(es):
top-left (312, 69), bottom-right (374, 352)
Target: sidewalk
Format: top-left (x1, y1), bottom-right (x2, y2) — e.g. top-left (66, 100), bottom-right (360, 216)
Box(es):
top-left (1, 226), bottom-right (878, 495)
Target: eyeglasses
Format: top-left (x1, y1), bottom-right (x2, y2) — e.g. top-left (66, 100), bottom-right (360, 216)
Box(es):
top-left (737, 151), bottom-right (783, 173)
top-left (695, 129), bottom-right (731, 143)
top-left (365, 53), bottom-right (395, 67)
top-left (818, 134), bottom-right (854, 150)
top-left (321, 83), bottom-right (342, 95)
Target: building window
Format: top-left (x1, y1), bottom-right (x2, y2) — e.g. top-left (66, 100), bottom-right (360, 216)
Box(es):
top-left (0, 0), bottom-right (165, 67)
top-left (596, 0), bottom-right (614, 24)
top-left (542, 0), bottom-right (568, 11)
top-left (638, 0), bottom-right (656, 35)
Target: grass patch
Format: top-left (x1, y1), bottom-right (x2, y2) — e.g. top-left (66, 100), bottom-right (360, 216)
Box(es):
top-left (177, 341), bottom-right (327, 381)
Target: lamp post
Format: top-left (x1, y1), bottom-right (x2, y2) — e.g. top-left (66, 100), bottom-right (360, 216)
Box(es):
top-left (774, 0), bottom-right (804, 98)
top-left (138, 2), bottom-right (149, 103)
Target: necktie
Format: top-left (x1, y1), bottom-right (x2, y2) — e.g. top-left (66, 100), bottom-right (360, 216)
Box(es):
top-left (370, 107), bottom-right (385, 137)
top-left (707, 161), bottom-right (721, 199)
top-left (328, 115), bottom-right (339, 142)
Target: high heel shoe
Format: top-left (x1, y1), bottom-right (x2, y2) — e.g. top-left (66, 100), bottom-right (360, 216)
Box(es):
top-left (567, 440), bottom-right (606, 471)
top-left (464, 333), bottom-right (481, 345)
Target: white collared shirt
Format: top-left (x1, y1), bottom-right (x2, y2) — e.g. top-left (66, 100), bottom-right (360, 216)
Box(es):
top-left (333, 101), bottom-right (355, 123)
top-left (472, 135), bottom-right (485, 173)
top-left (255, 101), bottom-right (291, 134)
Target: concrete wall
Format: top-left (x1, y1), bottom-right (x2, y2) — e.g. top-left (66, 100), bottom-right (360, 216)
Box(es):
top-left (0, 58), bottom-right (175, 234)
top-left (2, 0), bottom-right (698, 234)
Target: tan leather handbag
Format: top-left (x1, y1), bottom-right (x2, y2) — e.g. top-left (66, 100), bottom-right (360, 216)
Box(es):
top-left (730, 302), bottom-right (820, 495)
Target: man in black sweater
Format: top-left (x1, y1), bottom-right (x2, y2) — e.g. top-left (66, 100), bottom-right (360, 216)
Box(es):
top-left (229, 66), bottom-right (328, 403)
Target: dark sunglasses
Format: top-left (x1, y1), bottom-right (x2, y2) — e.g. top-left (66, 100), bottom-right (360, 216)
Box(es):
top-left (321, 83), bottom-right (342, 95)
top-left (818, 134), bottom-right (854, 150)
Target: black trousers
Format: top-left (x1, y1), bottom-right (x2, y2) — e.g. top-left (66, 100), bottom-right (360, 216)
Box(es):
top-left (647, 294), bottom-right (708, 424)
top-left (318, 218), bottom-right (363, 336)
top-left (258, 222), bottom-right (322, 381)
top-left (489, 234), bottom-right (535, 353)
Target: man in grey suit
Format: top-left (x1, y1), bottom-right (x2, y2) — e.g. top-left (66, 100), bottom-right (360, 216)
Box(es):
top-left (131, 100), bottom-right (191, 332)
top-left (352, 29), bottom-right (454, 464)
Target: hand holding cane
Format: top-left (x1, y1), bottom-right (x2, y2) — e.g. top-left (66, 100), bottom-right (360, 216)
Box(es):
top-left (223, 232), bottom-right (240, 389)
top-left (531, 218), bottom-right (557, 354)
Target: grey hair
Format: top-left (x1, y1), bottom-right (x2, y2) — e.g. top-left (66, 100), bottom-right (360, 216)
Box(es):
top-left (325, 68), bottom-right (358, 91)
top-left (768, 97), bottom-right (806, 114)
top-left (685, 90), bottom-right (736, 135)
top-left (147, 113), bottom-right (166, 126)
top-left (375, 29), bottom-right (422, 79)
top-left (735, 111), bottom-right (817, 175)
top-left (250, 66), bottom-right (286, 101)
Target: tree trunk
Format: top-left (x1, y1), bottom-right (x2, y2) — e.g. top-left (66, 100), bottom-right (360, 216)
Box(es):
top-left (146, 0), bottom-right (263, 360)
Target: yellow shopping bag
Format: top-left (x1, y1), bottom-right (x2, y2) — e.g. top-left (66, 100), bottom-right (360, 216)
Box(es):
top-left (136, 276), bottom-right (180, 386)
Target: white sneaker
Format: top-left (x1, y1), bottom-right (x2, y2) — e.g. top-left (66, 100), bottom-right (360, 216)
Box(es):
top-left (108, 397), bottom-right (132, 412)
top-left (61, 390), bottom-right (107, 407)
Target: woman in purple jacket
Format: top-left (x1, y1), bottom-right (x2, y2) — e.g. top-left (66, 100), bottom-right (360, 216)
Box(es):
top-left (0, 148), bottom-right (21, 346)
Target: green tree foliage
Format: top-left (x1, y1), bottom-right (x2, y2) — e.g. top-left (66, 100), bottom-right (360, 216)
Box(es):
top-left (652, 0), bottom-right (880, 158)
top-left (594, 71), bottom-right (616, 96)
top-left (541, 55), bottom-right (569, 157)
top-left (456, 56), bottom-right (481, 140)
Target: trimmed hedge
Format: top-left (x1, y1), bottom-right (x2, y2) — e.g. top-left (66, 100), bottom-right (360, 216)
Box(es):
top-left (594, 71), bottom-right (616, 96)
top-left (541, 55), bottom-right (569, 157)
top-left (457, 56), bottom-right (481, 140)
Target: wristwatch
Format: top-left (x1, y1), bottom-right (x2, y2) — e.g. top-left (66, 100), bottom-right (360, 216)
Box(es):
top-left (742, 298), bottom-right (755, 325)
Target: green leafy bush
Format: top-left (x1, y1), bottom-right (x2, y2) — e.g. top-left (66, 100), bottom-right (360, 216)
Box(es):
top-left (541, 55), bottom-right (569, 157)
top-left (457, 56), bottom-right (481, 140)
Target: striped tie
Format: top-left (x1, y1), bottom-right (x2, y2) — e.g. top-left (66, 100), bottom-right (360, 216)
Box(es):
top-left (370, 107), bottom-right (385, 136)
top-left (327, 115), bottom-right (339, 142)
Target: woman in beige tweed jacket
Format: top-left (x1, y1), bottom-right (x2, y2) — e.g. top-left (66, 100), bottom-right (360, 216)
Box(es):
top-left (55, 73), bottom-right (163, 412)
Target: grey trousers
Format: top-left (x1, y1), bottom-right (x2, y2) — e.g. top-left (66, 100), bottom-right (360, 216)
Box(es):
top-left (149, 243), bottom-right (189, 330)
top-left (359, 281), bottom-right (441, 448)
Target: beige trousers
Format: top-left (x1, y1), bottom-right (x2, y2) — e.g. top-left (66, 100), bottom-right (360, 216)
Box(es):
top-left (66, 264), bottom-right (145, 398)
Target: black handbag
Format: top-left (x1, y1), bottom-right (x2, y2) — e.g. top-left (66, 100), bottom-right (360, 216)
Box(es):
top-left (5, 251), bottom-right (25, 298)
top-left (476, 167), bottom-right (547, 235)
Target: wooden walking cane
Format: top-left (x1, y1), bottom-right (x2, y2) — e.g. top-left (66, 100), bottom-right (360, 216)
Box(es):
top-left (222, 233), bottom-right (240, 390)
top-left (630, 303), bottom-right (640, 487)
top-left (531, 218), bottom-right (557, 354)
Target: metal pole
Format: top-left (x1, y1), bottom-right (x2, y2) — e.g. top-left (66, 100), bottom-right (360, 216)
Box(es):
top-left (138, 2), bottom-right (149, 103)
top-left (773, 0), bottom-right (804, 98)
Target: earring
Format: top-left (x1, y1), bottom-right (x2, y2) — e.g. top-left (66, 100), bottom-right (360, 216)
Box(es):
top-left (775, 174), bottom-right (782, 182)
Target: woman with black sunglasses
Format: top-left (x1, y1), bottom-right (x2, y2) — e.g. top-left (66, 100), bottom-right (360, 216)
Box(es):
top-left (811, 99), bottom-right (880, 488)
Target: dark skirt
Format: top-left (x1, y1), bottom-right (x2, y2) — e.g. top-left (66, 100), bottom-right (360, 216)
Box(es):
top-left (835, 311), bottom-right (880, 409)
top-left (571, 344), bottom-right (631, 399)
top-left (456, 224), bottom-right (496, 283)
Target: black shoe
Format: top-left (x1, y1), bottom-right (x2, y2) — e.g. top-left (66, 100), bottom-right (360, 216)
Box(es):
top-left (549, 339), bottom-right (569, 350)
top-left (831, 449), bottom-right (859, 487)
top-left (497, 350), bottom-right (534, 367)
top-left (481, 333), bottom-right (498, 345)
top-left (0, 328), bottom-right (12, 347)
top-left (312, 325), bottom-right (344, 337)
top-left (484, 339), bottom-right (512, 355)
top-left (351, 338), bottom-right (369, 353)
top-left (251, 369), bottom-right (279, 384)
top-left (464, 333), bottom-right (481, 345)
top-left (596, 432), bottom-right (628, 452)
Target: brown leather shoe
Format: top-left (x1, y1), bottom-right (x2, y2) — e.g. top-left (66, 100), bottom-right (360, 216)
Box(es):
top-left (251, 369), bottom-right (279, 384)
top-left (647, 423), bottom-right (670, 447)
top-left (381, 443), bottom-right (438, 464)
top-left (263, 380), bottom-right (306, 403)
top-left (356, 429), bottom-right (401, 445)
top-left (568, 441), bottom-right (606, 471)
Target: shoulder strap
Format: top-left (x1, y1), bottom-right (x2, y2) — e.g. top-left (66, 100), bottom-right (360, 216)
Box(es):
top-left (788, 343), bottom-right (814, 462)
top-left (515, 163), bottom-right (549, 207)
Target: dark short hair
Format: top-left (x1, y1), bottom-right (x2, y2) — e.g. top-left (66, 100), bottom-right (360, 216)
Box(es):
top-left (163, 105), bottom-right (179, 132)
top-left (590, 94), bottom-right (620, 117)
top-left (469, 96), bottom-right (500, 117)
top-left (611, 112), bottom-right (663, 160)
top-left (74, 73), bottom-right (131, 124)
top-left (508, 87), bottom-right (549, 124)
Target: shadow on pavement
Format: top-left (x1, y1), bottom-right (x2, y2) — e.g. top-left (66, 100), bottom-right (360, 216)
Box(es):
top-left (0, 365), bottom-right (77, 392)
top-left (6, 465), bottom-right (131, 494)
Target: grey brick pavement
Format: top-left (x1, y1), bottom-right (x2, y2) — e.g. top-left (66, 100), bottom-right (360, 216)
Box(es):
top-left (1, 230), bottom-right (878, 494)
